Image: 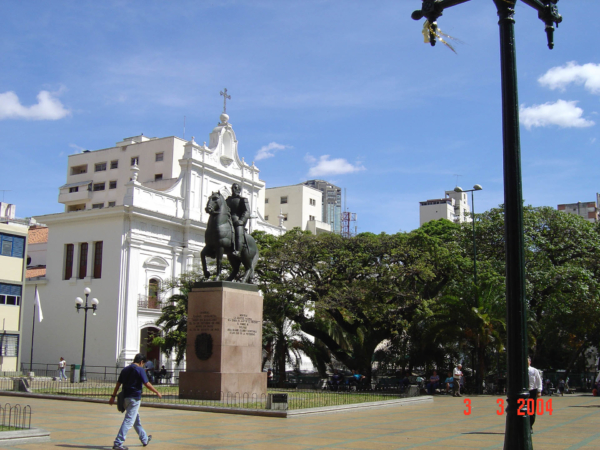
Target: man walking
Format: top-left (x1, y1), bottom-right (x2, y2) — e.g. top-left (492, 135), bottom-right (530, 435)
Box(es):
top-left (109, 354), bottom-right (162, 449)
top-left (453, 364), bottom-right (463, 397)
top-left (528, 357), bottom-right (543, 435)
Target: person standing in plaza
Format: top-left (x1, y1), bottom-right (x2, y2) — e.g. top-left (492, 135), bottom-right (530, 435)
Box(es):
top-left (144, 359), bottom-right (155, 383)
top-left (58, 357), bottom-right (67, 381)
top-left (109, 354), bottom-right (162, 450)
top-left (528, 357), bottom-right (543, 434)
top-left (453, 364), bottom-right (463, 397)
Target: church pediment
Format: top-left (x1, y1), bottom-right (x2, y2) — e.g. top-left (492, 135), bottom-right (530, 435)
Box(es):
top-left (143, 256), bottom-right (169, 271)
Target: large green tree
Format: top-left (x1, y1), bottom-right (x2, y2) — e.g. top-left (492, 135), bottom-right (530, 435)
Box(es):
top-left (255, 225), bottom-right (462, 381)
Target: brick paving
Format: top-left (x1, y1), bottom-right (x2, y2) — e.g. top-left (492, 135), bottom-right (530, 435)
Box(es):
top-left (2, 393), bottom-right (599, 449)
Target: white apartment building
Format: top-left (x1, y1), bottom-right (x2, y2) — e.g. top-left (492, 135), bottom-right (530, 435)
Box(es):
top-left (0, 204), bottom-right (29, 373)
top-left (22, 112), bottom-right (284, 372)
top-left (557, 195), bottom-right (600, 223)
top-left (264, 184), bottom-right (331, 234)
top-left (419, 190), bottom-right (472, 226)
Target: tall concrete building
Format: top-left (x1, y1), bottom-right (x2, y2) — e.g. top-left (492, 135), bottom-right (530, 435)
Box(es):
top-left (557, 195), bottom-right (600, 223)
top-left (264, 184), bottom-right (331, 234)
top-left (302, 180), bottom-right (342, 234)
top-left (419, 190), bottom-right (472, 226)
top-left (0, 203), bottom-right (29, 373)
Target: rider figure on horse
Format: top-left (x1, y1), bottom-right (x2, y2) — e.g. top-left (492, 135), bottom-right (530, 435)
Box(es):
top-left (226, 183), bottom-right (250, 257)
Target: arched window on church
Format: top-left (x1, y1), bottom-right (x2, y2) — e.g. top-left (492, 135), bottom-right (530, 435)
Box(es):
top-left (148, 278), bottom-right (160, 309)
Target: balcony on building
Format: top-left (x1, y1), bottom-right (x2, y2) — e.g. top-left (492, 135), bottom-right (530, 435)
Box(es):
top-left (138, 294), bottom-right (165, 311)
top-left (59, 181), bottom-right (93, 205)
top-left (307, 219), bottom-right (331, 235)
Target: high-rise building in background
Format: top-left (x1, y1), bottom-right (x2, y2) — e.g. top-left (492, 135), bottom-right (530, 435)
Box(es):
top-left (419, 190), bottom-right (472, 226)
top-left (302, 180), bottom-right (342, 234)
top-left (557, 195), bottom-right (599, 223)
top-left (263, 184), bottom-right (331, 234)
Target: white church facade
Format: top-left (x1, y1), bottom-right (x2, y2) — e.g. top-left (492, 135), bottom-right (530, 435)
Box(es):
top-left (23, 112), bottom-right (284, 372)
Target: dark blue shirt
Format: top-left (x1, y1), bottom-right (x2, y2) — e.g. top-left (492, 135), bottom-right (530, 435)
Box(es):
top-left (118, 363), bottom-right (149, 400)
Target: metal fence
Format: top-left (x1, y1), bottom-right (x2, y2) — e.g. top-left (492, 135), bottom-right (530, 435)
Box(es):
top-left (0, 403), bottom-right (31, 431)
top-left (0, 379), bottom-right (407, 411)
top-left (21, 363), bottom-right (124, 382)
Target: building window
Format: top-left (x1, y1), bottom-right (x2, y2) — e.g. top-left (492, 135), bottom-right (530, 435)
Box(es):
top-left (93, 182), bottom-right (105, 191)
top-left (0, 334), bottom-right (19, 357)
top-left (0, 295), bottom-right (20, 306)
top-left (68, 204), bottom-right (85, 212)
top-left (95, 162), bottom-right (107, 172)
top-left (309, 215), bottom-right (315, 221)
top-left (108, 201), bottom-right (116, 207)
top-left (64, 244), bottom-right (74, 280)
top-left (283, 214), bottom-right (288, 221)
top-left (265, 215), bottom-right (269, 221)
top-left (154, 174), bottom-right (163, 181)
top-left (265, 198), bottom-right (269, 204)
top-left (280, 196), bottom-right (288, 204)
top-left (93, 241), bottom-right (103, 279)
top-left (109, 180), bottom-right (117, 189)
top-left (0, 284), bottom-right (22, 309)
top-left (110, 160), bottom-right (119, 169)
top-left (70, 165), bottom-right (87, 175)
top-left (310, 198), bottom-right (316, 206)
top-left (69, 187), bottom-right (79, 193)
top-left (92, 203), bottom-right (104, 209)
top-left (0, 234), bottom-right (25, 258)
top-left (155, 152), bottom-right (164, 162)
top-left (131, 157), bottom-right (139, 166)
top-left (78, 243), bottom-right (88, 279)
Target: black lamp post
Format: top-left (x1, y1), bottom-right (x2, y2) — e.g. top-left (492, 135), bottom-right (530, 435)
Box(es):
top-left (412, 1), bottom-right (561, 449)
top-left (75, 287), bottom-right (99, 382)
top-left (455, 184), bottom-right (483, 392)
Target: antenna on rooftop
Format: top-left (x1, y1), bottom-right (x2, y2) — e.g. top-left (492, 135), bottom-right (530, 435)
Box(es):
top-left (183, 116), bottom-right (186, 140)
top-left (453, 174), bottom-right (462, 187)
top-left (0, 190), bottom-right (11, 202)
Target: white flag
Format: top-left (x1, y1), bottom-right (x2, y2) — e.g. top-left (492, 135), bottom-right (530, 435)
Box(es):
top-left (35, 288), bottom-right (43, 322)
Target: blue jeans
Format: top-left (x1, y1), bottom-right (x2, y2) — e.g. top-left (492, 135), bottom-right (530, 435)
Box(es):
top-left (114, 398), bottom-right (148, 447)
top-left (59, 368), bottom-right (67, 380)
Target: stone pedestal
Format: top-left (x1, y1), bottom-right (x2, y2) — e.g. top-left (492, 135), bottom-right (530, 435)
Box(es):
top-left (179, 281), bottom-right (267, 400)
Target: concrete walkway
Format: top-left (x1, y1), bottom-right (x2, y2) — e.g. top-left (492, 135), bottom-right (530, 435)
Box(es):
top-left (1, 393), bottom-right (599, 449)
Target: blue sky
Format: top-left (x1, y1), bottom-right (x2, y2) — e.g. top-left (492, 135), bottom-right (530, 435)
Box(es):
top-left (1, 1), bottom-right (598, 233)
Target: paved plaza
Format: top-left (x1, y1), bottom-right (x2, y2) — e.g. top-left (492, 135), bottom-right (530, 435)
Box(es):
top-left (1, 393), bottom-right (600, 449)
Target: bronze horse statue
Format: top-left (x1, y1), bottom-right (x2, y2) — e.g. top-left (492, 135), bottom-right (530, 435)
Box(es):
top-left (201, 191), bottom-right (259, 283)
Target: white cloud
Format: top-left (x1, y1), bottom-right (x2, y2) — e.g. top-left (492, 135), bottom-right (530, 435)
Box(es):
top-left (520, 100), bottom-right (594, 130)
top-left (255, 142), bottom-right (292, 161)
top-left (539, 62), bottom-right (600, 94)
top-left (69, 144), bottom-right (86, 154)
top-left (307, 155), bottom-right (365, 177)
top-left (0, 90), bottom-right (71, 120)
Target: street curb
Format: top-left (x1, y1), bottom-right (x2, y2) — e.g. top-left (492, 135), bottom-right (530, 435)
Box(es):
top-left (0, 428), bottom-right (51, 446)
top-left (0, 391), bottom-right (432, 418)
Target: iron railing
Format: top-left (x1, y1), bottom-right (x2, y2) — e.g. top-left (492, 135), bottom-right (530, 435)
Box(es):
top-left (0, 403), bottom-right (31, 431)
top-left (0, 379), bottom-right (409, 411)
top-left (137, 294), bottom-right (164, 310)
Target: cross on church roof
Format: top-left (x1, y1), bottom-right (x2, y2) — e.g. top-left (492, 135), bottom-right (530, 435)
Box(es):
top-left (220, 88), bottom-right (231, 113)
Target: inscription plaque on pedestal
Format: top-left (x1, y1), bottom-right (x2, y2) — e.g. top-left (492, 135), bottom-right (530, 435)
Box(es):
top-left (179, 281), bottom-right (267, 400)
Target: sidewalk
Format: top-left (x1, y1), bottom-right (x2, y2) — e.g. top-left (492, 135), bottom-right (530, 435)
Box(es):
top-left (1, 393), bottom-right (599, 449)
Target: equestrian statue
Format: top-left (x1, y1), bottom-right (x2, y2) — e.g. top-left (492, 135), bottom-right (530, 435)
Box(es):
top-left (201, 183), bottom-right (259, 284)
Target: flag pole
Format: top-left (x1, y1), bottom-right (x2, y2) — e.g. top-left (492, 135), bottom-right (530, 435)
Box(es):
top-left (29, 285), bottom-right (37, 374)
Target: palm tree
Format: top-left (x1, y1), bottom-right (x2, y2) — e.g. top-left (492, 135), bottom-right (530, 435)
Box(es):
top-left (424, 284), bottom-right (506, 393)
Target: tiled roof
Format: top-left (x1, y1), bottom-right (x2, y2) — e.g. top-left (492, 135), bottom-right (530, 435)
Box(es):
top-left (28, 226), bottom-right (48, 244)
top-left (26, 266), bottom-right (46, 278)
